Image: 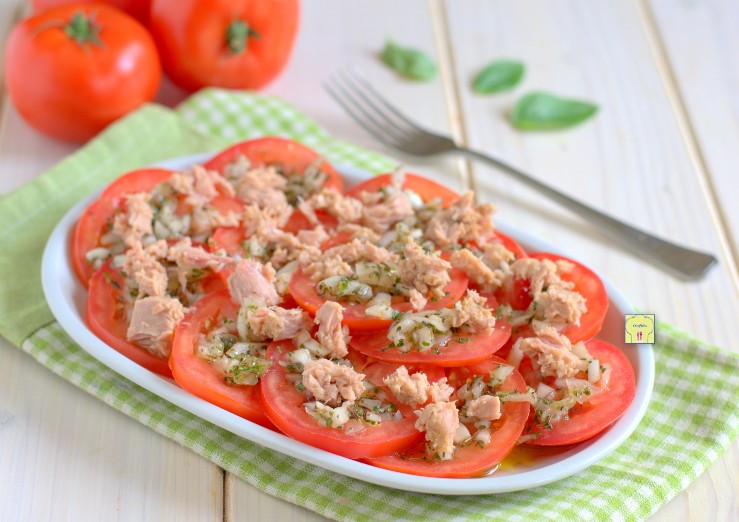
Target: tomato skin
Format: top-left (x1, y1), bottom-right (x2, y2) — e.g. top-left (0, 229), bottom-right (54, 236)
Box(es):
top-left (350, 321), bottom-right (511, 368)
top-left (72, 168), bottom-right (175, 287)
top-left (523, 339), bottom-right (636, 446)
top-left (496, 252), bottom-right (608, 343)
top-left (170, 290), bottom-right (274, 428)
top-left (205, 137), bottom-right (343, 193)
top-left (365, 356), bottom-right (530, 478)
top-left (260, 341), bottom-right (442, 459)
top-left (288, 267), bottom-right (469, 332)
top-left (346, 173), bottom-right (460, 208)
top-left (5, 5), bottom-right (160, 142)
top-left (86, 262), bottom-right (173, 378)
top-left (149, 0), bottom-right (299, 92)
top-left (30, 0), bottom-right (151, 24)
top-left (98, 168), bottom-right (174, 205)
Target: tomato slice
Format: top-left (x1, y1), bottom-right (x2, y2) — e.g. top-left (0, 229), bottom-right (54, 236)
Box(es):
top-left (86, 262), bottom-right (173, 378)
top-left (204, 137), bottom-right (343, 192)
top-left (98, 168), bottom-right (174, 205)
top-left (260, 342), bottom-right (444, 459)
top-left (170, 290), bottom-right (274, 428)
top-left (365, 356), bottom-right (530, 478)
top-left (282, 209), bottom-right (338, 234)
top-left (350, 321), bottom-right (511, 367)
top-left (72, 198), bottom-right (117, 287)
top-left (288, 267), bottom-right (469, 332)
top-left (345, 173), bottom-right (460, 208)
top-left (522, 339), bottom-right (636, 446)
top-left (496, 252), bottom-right (608, 343)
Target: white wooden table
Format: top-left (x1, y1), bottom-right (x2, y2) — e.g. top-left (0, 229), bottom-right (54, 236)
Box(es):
top-left (1, 1), bottom-right (736, 520)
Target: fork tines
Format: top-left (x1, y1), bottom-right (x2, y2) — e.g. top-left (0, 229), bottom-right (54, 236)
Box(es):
top-left (324, 66), bottom-right (423, 148)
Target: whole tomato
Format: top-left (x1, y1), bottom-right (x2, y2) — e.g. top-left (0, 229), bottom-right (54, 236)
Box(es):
top-left (4, 4), bottom-right (161, 142)
top-left (30, 0), bottom-right (150, 24)
top-left (149, 0), bottom-right (299, 92)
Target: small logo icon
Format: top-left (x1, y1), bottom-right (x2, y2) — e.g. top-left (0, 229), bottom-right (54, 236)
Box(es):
top-left (624, 314), bottom-right (655, 344)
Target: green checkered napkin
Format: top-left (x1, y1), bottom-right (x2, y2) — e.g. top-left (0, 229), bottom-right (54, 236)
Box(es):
top-left (0, 89), bottom-right (736, 521)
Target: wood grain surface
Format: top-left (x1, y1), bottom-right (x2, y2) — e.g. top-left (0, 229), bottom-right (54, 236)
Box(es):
top-left (0, 0), bottom-right (735, 520)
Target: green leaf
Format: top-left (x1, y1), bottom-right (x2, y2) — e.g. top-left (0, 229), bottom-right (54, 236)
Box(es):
top-left (472, 60), bottom-right (525, 94)
top-left (380, 40), bottom-right (437, 82)
top-left (511, 92), bottom-right (598, 130)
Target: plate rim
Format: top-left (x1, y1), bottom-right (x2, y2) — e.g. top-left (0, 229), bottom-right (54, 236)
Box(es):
top-left (41, 152), bottom-right (654, 495)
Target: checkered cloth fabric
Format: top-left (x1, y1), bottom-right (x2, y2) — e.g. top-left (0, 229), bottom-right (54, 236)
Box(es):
top-left (1, 89), bottom-right (736, 521)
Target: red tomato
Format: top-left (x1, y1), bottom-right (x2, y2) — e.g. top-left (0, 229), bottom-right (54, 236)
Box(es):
top-left (346, 173), bottom-right (460, 208)
top-left (98, 168), bottom-right (174, 205)
top-left (72, 169), bottom-right (174, 286)
top-left (350, 321), bottom-right (511, 367)
top-left (522, 339), bottom-right (636, 446)
top-left (288, 267), bottom-right (469, 332)
top-left (496, 252), bottom-right (608, 343)
top-left (205, 137), bottom-right (343, 193)
top-left (260, 341), bottom-right (444, 459)
top-left (149, 0), bottom-right (299, 91)
top-left (170, 290), bottom-right (274, 428)
top-left (365, 356), bottom-right (530, 478)
top-left (86, 262), bottom-right (173, 377)
top-left (30, 0), bottom-right (150, 24)
top-left (489, 231), bottom-right (528, 260)
top-left (5, 4), bottom-right (160, 142)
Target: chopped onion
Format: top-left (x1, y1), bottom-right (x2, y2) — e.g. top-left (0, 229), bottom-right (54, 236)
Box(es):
top-left (453, 424), bottom-right (471, 443)
top-left (588, 358), bottom-right (601, 383)
top-left (474, 428), bottom-right (491, 446)
top-left (536, 382), bottom-right (555, 398)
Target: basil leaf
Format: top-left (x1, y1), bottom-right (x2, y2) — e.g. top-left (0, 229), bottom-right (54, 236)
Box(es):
top-left (472, 60), bottom-right (524, 94)
top-left (380, 40), bottom-right (437, 81)
top-left (511, 92), bottom-right (598, 130)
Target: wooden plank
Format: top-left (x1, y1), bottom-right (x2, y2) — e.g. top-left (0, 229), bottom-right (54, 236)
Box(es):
top-left (443, 0), bottom-right (737, 520)
top-left (443, 0), bottom-right (738, 349)
top-left (0, 340), bottom-right (223, 521)
top-left (648, 0), bottom-right (739, 262)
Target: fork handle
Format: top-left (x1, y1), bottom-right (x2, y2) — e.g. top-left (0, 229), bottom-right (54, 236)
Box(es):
top-left (461, 148), bottom-right (718, 281)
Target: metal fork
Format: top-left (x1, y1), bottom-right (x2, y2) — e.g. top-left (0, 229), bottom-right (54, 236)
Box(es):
top-left (324, 66), bottom-right (718, 281)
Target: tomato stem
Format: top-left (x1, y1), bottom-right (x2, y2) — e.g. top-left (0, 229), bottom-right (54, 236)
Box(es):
top-left (64, 11), bottom-right (102, 47)
top-left (226, 19), bottom-right (259, 54)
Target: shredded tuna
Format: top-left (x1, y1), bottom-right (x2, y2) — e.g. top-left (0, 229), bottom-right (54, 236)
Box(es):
top-left (169, 165), bottom-right (234, 207)
top-left (428, 378), bottom-right (454, 403)
top-left (424, 192), bottom-right (495, 247)
top-left (166, 238), bottom-right (229, 271)
top-left (126, 296), bottom-right (185, 357)
top-left (481, 242), bottom-right (516, 267)
top-left (335, 224), bottom-right (381, 244)
top-left (534, 285), bottom-right (587, 326)
top-left (515, 327), bottom-right (587, 378)
top-left (450, 248), bottom-right (498, 288)
top-left (190, 205), bottom-right (241, 235)
top-left (408, 288), bottom-right (428, 311)
top-left (235, 166), bottom-right (288, 208)
top-left (297, 225), bottom-right (330, 247)
top-left (324, 239), bottom-right (398, 265)
top-left (510, 258), bottom-right (575, 299)
top-left (414, 401), bottom-right (460, 461)
top-left (247, 307), bottom-right (312, 341)
top-left (302, 358), bottom-right (365, 406)
top-left (314, 301), bottom-right (351, 358)
top-left (383, 366), bottom-right (430, 406)
top-left (447, 290), bottom-right (495, 334)
top-left (398, 239), bottom-right (451, 300)
top-left (112, 193), bottom-right (154, 246)
top-left (303, 254), bottom-right (353, 282)
top-left (466, 395), bottom-right (501, 421)
top-left (303, 189), bottom-right (363, 224)
top-left (228, 259), bottom-right (280, 306)
top-left (362, 191), bottom-right (413, 234)
top-left (124, 241), bottom-right (167, 297)
top-left (242, 203), bottom-right (293, 237)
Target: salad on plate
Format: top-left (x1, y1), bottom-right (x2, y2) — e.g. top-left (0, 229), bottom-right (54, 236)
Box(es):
top-left (70, 137), bottom-right (636, 479)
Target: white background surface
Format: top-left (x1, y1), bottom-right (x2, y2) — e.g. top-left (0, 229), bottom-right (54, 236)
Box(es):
top-left (0, 0), bottom-right (737, 520)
